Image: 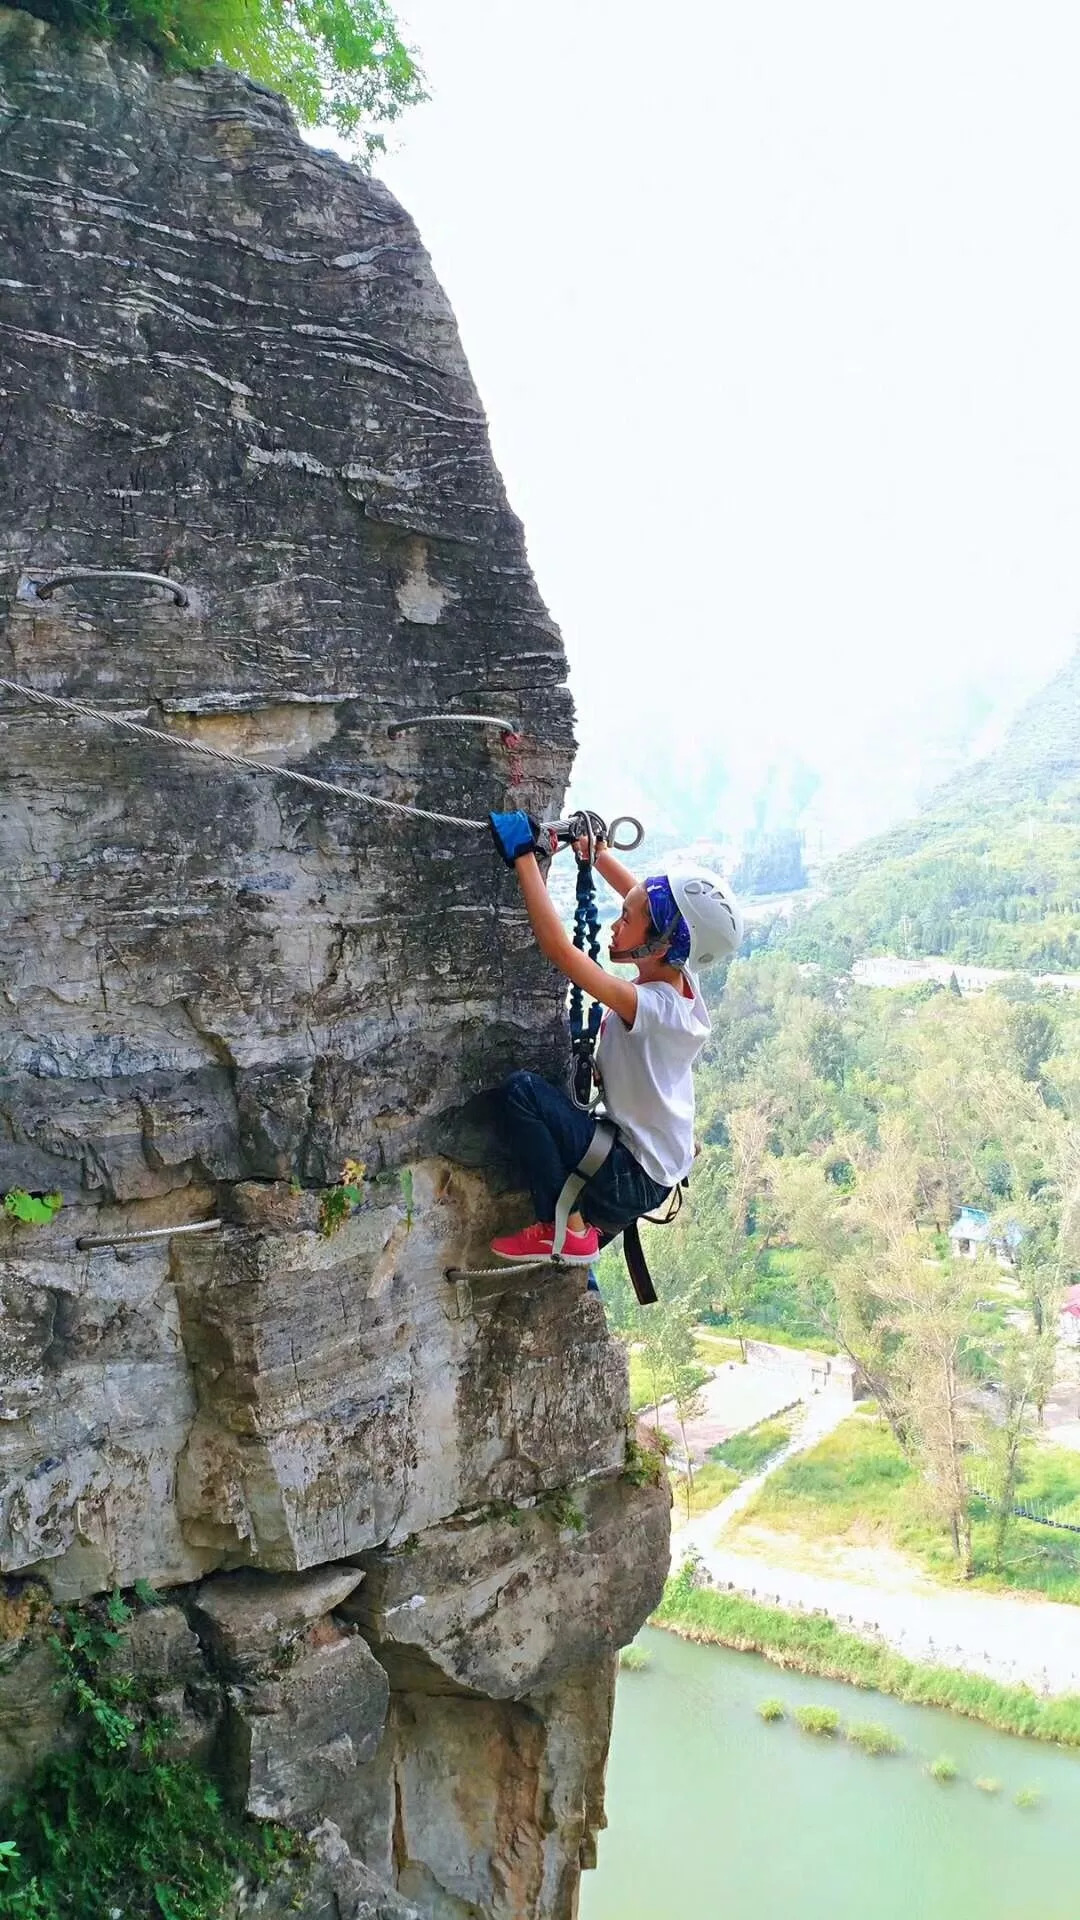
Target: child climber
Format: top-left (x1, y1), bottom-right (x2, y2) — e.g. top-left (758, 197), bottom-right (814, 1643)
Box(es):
top-left (486, 809), bottom-right (744, 1265)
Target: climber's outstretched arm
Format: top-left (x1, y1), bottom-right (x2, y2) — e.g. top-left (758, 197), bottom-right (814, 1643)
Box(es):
top-left (513, 853), bottom-right (638, 1025)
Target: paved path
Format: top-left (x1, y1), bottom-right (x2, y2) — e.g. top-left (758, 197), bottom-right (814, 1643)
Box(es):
top-left (671, 1401), bottom-right (1080, 1696)
top-left (675, 1391), bottom-right (852, 1542)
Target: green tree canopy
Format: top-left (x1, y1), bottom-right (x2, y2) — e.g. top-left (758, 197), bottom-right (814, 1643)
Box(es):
top-left (12, 0), bottom-right (426, 153)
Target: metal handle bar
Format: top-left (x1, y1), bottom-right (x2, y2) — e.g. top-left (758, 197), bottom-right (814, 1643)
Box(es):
top-left (387, 712), bottom-right (520, 740)
top-left (22, 568), bottom-right (190, 608)
top-left (77, 1217), bottom-right (221, 1251)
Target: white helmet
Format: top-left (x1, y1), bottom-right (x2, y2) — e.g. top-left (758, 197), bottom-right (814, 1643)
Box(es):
top-left (668, 867), bottom-right (744, 969)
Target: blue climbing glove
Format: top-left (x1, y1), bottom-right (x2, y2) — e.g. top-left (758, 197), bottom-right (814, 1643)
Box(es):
top-left (489, 810), bottom-right (546, 866)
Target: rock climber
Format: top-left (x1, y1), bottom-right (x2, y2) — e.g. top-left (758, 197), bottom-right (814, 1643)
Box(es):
top-left (486, 810), bottom-right (744, 1265)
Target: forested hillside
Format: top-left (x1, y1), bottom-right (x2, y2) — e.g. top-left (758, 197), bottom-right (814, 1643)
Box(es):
top-left (607, 949), bottom-right (1080, 1586)
top-left (783, 647), bottom-right (1080, 970)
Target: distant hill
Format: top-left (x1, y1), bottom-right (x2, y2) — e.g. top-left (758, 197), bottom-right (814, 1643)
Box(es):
top-left (782, 648), bottom-right (1080, 972)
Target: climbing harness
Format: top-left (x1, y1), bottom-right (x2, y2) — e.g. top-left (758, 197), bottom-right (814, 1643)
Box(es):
top-left (553, 1117), bottom-right (616, 1250)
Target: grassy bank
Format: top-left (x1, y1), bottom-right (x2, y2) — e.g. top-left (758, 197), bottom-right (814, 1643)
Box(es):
top-left (669, 1412), bottom-right (798, 1522)
top-left (652, 1576), bottom-right (1080, 1746)
top-left (734, 1408), bottom-right (1080, 1605)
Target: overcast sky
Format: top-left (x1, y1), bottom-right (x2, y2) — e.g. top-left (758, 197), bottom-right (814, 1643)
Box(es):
top-left (367, 2), bottom-right (1080, 845)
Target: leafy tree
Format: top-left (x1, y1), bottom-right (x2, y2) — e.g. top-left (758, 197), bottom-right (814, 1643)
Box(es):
top-left (973, 1328), bottom-right (1055, 1573)
top-left (11, 0), bottom-right (426, 153)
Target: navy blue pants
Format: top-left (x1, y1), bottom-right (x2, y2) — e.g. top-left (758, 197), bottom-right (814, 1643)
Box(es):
top-left (500, 1070), bottom-right (670, 1234)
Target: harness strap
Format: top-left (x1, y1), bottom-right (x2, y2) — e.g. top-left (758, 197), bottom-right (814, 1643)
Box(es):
top-left (621, 1220), bottom-right (659, 1307)
top-left (552, 1118), bottom-right (616, 1255)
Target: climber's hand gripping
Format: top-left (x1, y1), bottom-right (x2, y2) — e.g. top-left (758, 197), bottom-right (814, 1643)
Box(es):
top-left (488, 810), bottom-right (557, 867)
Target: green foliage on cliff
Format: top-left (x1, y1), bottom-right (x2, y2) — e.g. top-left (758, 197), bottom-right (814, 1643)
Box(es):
top-left (0, 1591), bottom-right (295, 1920)
top-left (10, 0), bottom-right (426, 152)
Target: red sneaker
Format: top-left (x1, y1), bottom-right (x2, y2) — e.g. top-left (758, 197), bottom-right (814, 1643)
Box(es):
top-left (490, 1221), bottom-right (601, 1266)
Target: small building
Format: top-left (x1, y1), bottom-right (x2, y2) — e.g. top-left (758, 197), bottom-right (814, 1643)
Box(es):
top-left (948, 1206), bottom-right (1022, 1268)
top-left (1059, 1284), bottom-right (1080, 1348)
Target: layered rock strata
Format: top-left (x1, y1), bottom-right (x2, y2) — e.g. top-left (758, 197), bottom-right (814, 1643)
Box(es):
top-left (0, 12), bottom-right (669, 1915)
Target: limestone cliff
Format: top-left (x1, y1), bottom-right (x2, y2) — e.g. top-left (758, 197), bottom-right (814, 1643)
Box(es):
top-left (0, 13), bottom-right (669, 1915)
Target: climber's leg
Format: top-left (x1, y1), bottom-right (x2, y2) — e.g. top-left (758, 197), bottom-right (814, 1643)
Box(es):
top-left (499, 1069), bottom-right (595, 1222)
top-left (577, 1140), bottom-right (671, 1238)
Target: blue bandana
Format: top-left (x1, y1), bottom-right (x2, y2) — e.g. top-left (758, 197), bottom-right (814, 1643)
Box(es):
top-left (644, 874), bottom-right (691, 965)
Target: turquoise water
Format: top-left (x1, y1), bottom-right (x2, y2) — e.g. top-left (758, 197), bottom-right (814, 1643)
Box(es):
top-left (579, 1629), bottom-right (1080, 1920)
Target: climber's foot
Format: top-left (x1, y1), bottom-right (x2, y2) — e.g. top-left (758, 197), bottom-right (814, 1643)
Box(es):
top-left (490, 1221), bottom-right (600, 1266)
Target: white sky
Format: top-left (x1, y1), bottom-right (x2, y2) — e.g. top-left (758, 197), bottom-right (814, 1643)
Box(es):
top-left (363, 2), bottom-right (1080, 846)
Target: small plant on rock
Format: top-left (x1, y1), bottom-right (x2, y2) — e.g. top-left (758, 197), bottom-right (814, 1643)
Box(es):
top-left (619, 1645), bottom-right (650, 1672)
top-left (1014, 1785), bottom-right (1043, 1809)
top-left (623, 1431), bottom-right (666, 1489)
top-left (318, 1158), bottom-right (365, 1237)
top-left (974, 1776), bottom-right (1002, 1794)
top-left (541, 1488), bottom-right (586, 1535)
top-left (2, 1190), bottom-right (61, 1227)
top-left (758, 1698), bottom-right (785, 1722)
top-left (795, 1706), bottom-right (840, 1737)
top-left (928, 1755), bottom-right (959, 1783)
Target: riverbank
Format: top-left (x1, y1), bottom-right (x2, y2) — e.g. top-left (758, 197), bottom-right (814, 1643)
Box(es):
top-left (652, 1577), bottom-right (1080, 1745)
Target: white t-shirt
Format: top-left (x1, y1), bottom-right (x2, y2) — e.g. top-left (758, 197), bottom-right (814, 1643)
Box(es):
top-left (595, 974), bottom-right (711, 1186)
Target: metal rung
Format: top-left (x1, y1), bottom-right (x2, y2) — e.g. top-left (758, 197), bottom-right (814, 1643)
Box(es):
top-left (77, 1218), bottom-right (221, 1251)
top-left (21, 568), bottom-right (190, 608)
top-left (387, 713), bottom-right (519, 740)
top-left (446, 1257), bottom-right (564, 1280)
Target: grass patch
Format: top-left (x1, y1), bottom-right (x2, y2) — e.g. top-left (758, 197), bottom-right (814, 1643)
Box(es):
top-left (1014, 1785), bottom-right (1043, 1809)
top-left (735, 1411), bottom-right (1080, 1605)
top-left (652, 1576), bottom-right (1080, 1747)
top-left (619, 1644), bottom-right (650, 1672)
top-left (709, 1414), bottom-right (796, 1477)
top-left (794, 1705), bottom-right (840, 1736)
top-left (846, 1720), bottom-right (904, 1756)
top-left (669, 1460), bottom-right (741, 1521)
top-left (928, 1754), bottom-right (959, 1783)
top-left (758, 1697), bottom-right (785, 1721)
top-left (693, 1330), bottom-right (742, 1366)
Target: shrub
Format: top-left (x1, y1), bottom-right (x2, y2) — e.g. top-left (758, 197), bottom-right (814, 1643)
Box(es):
top-left (618, 1645), bottom-right (650, 1673)
top-left (846, 1720), bottom-right (904, 1756)
top-left (0, 1591), bottom-right (296, 1917)
top-left (9, 0), bottom-right (426, 154)
top-left (318, 1158), bottom-right (365, 1236)
top-left (794, 1705), bottom-right (840, 1737)
top-left (758, 1698), bottom-right (785, 1722)
top-left (974, 1776), bottom-right (1002, 1794)
top-left (1014, 1785), bottom-right (1043, 1809)
top-left (928, 1755), bottom-right (959, 1782)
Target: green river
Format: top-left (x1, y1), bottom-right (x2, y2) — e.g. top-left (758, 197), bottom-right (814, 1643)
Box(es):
top-left (579, 1629), bottom-right (1080, 1920)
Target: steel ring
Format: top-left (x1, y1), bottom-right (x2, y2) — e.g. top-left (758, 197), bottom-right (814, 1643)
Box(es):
top-left (608, 815), bottom-right (644, 851)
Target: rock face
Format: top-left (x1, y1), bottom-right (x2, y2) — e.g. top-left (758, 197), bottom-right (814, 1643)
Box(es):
top-left (0, 12), bottom-right (669, 1916)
